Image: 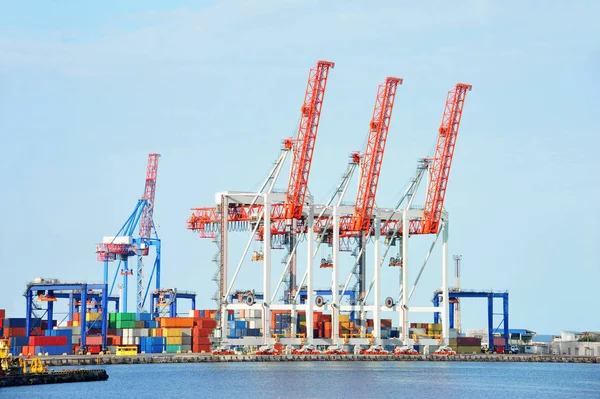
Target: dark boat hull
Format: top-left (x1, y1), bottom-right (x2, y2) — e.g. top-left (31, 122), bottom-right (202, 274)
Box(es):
top-left (0, 369), bottom-right (108, 387)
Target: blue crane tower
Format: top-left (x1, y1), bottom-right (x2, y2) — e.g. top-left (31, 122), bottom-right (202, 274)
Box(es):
top-left (96, 154), bottom-right (161, 316)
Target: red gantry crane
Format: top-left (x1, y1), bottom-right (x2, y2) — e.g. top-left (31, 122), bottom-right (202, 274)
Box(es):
top-left (349, 77), bottom-right (402, 300)
top-left (377, 83), bottom-right (472, 238)
top-left (187, 60), bottom-right (335, 305)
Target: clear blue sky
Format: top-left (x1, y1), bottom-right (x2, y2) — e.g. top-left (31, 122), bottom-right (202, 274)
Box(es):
top-left (0, 1), bottom-right (598, 335)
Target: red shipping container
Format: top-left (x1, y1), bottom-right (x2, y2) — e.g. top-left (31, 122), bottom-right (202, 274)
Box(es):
top-left (493, 337), bottom-right (506, 346)
top-left (193, 337), bottom-right (211, 345)
top-left (87, 345), bottom-right (101, 354)
top-left (192, 344), bottom-right (212, 353)
top-left (29, 336), bottom-right (68, 346)
top-left (196, 319), bottom-right (217, 329)
top-left (191, 310), bottom-right (201, 318)
top-left (457, 337), bottom-right (481, 346)
top-left (0, 319), bottom-right (3, 328)
top-left (193, 327), bottom-right (213, 337)
top-left (6, 327), bottom-right (26, 337)
top-left (86, 336), bottom-right (103, 345)
top-left (0, 309), bottom-right (5, 319)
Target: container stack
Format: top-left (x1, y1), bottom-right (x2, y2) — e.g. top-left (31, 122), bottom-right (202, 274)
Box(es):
top-left (24, 331), bottom-right (72, 356)
top-left (409, 322), bottom-right (443, 339)
top-left (271, 310), bottom-right (291, 335)
top-left (0, 309), bottom-right (4, 337)
top-left (451, 336), bottom-right (482, 353)
top-left (3, 317), bottom-right (49, 356)
top-left (140, 336), bottom-right (166, 353)
top-left (160, 316), bottom-right (194, 353)
top-left (493, 337), bottom-right (506, 352)
top-left (191, 312), bottom-right (217, 353)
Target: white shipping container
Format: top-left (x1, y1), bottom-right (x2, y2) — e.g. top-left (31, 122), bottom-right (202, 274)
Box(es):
top-left (102, 236), bottom-right (132, 245)
top-left (213, 329), bottom-right (222, 338)
top-left (182, 328), bottom-right (192, 338)
top-left (182, 337), bottom-right (192, 345)
top-left (419, 338), bottom-right (440, 346)
top-left (250, 310), bottom-right (262, 319)
top-left (181, 345), bottom-right (192, 353)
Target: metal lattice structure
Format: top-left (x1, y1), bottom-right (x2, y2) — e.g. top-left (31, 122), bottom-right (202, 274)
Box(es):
top-left (96, 154), bottom-right (162, 316)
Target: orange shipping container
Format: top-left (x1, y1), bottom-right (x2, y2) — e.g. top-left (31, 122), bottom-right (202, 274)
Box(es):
top-left (161, 317), bottom-right (194, 328)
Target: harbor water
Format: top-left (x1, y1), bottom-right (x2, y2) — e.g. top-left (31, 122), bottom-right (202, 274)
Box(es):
top-left (3, 361), bottom-right (599, 398)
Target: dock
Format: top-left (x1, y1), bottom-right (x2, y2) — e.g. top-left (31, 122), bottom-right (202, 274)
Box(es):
top-left (35, 353), bottom-right (600, 366)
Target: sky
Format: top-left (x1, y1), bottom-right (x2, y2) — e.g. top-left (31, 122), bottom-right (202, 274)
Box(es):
top-left (0, 0), bottom-right (598, 335)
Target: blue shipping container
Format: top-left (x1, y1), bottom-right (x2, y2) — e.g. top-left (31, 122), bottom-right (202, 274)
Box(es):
top-left (36, 345), bottom-right (72, 356)
top-left (234, 320), bottom-right (247, 329)
top-left (137, 313), bottom-right (152, 322)
top-left (4, 318), bottom-right (27, 328)
top-left (11, 336), bottom-right (29, 347)
top-left (246, 328), bottom-right (261, 337)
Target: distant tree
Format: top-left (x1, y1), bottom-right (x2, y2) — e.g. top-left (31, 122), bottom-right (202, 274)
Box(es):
top-left (577, 335), bottom-right (598, 342)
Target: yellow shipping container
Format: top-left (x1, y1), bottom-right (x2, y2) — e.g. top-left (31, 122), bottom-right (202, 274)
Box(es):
top-left (166, 337), bottom-right (183, 345)
top-left (73, 321), bottom-right (80, 327)
top-left (86, 313), bottom-right (102, 321)
top-left (162, 328), bottom-right (182, 337)
top-left (456, 346), bottom-right (480, 354)
top-left (339, 314), bottom-right (350, 322)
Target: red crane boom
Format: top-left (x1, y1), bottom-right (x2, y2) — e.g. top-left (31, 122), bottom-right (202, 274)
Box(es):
top-left (187, 61), bottom-right (335, 239)
top-left (139, 153), bottom-right (160, 239)
top-left (285, 60), bottom-right (335, 220)
top-left (420, 83), bottom-right (471, 234)
top-left (351, 77), bottom-right (402, 233)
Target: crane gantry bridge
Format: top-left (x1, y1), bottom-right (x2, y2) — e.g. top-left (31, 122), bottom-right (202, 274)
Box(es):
top-left (187, 60), bottom-right (472, 347)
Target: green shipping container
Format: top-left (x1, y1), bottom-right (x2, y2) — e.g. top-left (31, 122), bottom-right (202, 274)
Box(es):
top-left (109, 321), bottom-right (117, 329)
top-left (116, 313), bottom-right (136, 321)
top-left (165, 345), bottom-right (182, 353)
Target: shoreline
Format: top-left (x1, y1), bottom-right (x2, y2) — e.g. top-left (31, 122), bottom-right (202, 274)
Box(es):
top-left (32, 353), bottom-right (600, 366)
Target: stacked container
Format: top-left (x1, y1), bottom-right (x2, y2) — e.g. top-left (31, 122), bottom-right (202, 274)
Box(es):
top-left (192, 317), bottom-right (215, 353)
top-left (454, 336), bottom-right (482, 353)
top-left (140, 336), bottom-right (166, 353)
top-left (0, 309), bottom-right (4, 337)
